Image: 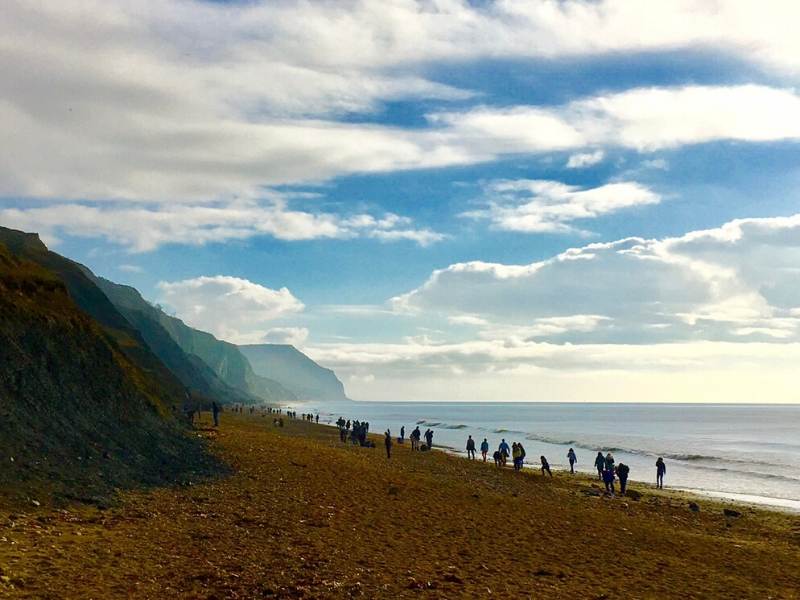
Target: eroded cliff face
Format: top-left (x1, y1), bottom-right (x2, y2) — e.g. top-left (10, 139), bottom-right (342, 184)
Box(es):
top-left (0, 242), bottom-right (219, 506)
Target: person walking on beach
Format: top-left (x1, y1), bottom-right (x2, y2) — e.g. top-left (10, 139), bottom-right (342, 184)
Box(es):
top-left (480, 438), bottom-right (489, 462)
top-left (411, 426), bottom-right (421, 450)
top-left (466, 435), bottom-right (476, 460)
top-left (656, 457), bottom-right (667, 489)
top-left (540, 456), bottom-right (553, 477)
top-left (511, 442), bottom-right (521, 471)
top-left (384, 430), bottom-right (392, 459)
top-left (518, 443), bottom-right (526, 469)
top-left (567, 448), bottom-right (577, 474)
top-left (594, 452), bottom-right (605, 479)
top-left (499, 439), bottom-right (510, 466)
top-left (212, 401), bottom-right (220, 427)
top-left (424, 428), bottom-right (434, 450)
top-left (616, 463), bottom-right (630, 496)
top-left (603, 468), bottom-right (615, 495)
top-left (604, 452), bottom-right (615, 473)
top-left (400, 426), bottom-right (405, 443)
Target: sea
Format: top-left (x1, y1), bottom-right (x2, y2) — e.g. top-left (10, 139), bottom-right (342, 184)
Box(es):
top-left (298, 401), bottom-right (800, 512)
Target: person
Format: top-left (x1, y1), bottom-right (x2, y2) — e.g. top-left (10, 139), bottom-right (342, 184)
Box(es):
top-left (518, 443), bottom-right (526, 467)
top-left (400, 426), bottom-right (405, 443)
top-left (511, 442), bottom-right (521, 471)
top-left (604, 452), bottom-right (615, 473)
top-left (540, 456), bottom-right (553, 477)
top-left (466, 435), bottom-right (476, 460)
top-left (211, 401), bottom-right (220, 427)
top-left (616, 463), bottom-right (630, 495)
top-left (594, 452), bottom-right (605, 480)
top-left (603, 468), bottom-right (615, 495)
top-left (567, 448), bottom-right (577, 474)
top-left (384, 430), bottom-right (392, 459)
top-left (480, 438), bottom-right (489, 462)
top-left (499, 439), bottom-right (510, 467)
top-left (315, 414), bottom-right (319, 424)
top-left (411, 426), bottom-right (421, 450)
top-left (656, 457), bottom-right (666, 489)
top-left (492, 449), bottom-right (502, 467)
top-left (424, 428), bottom-right (434, 450)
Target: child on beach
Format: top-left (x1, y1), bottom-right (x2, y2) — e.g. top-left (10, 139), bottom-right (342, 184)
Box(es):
top-left (540, 456), bottom-right (552, 477)
top-left (603, 468), bottom-right (615, 495)
top-left (567, 448), bottom-right (577, 474)
top-left (480, 439), bottom-right (489, 462)
top-left (656, 457), bottom-right (666, 489)
top-left (493, 450), bottom-right (502, 467)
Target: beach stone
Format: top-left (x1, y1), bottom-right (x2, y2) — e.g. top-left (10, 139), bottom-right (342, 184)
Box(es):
top-left (724, 508), bottom-right (742, 518)
top-left (581, 488), bottom-right (602, 497)
top-left (688, 502), bottom-right (700, 512)
top-left (626, 489), bottom-right (643, 501)
top-left (387, 486), bottom-right (400, 496)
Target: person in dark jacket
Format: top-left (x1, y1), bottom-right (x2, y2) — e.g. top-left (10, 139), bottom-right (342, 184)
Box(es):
top-left (656, 457), bottom-right (667, 488)
top-left (594, 452), bottom-right (605, 479)
top-left (211, 401), bottom-right (220, 427)
top-left (616, 463), bottom-right (630, 495)
top-left (384, 430), bottom-right (392, 459)
top-left (567, 448), bottom-right (577, 474)
top-left (466, 436), bottom-right (476, 460)
top-left (540, 456), bottom-right (553, 477)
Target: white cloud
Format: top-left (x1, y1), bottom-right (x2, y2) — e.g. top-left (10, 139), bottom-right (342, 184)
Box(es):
top-left (566, 150), bottom-right (605, 168)
top-left (462, 180), bottom-right (660, 234)
top-left (3, 0), bottom-right (800, 205)
top-left (263, 327), bottom-right (309, 346)
top-left (393, 213), bottom-right (800, 344)
top-left (0, 200), bottom-right (443, 251)
top-left (157, 275), bottom-right (304, 344)
top-left (118, 264), bottom-right (143, 273)
top-left (435, 85), bottom-right (800, 157)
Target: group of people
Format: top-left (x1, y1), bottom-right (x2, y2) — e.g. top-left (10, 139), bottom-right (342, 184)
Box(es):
top-left (335, 417), bottom-right (373, 447)
top-left (332, 415), bottom-right (668, 491)
top-left (300, 413), bottom-right (319, 423)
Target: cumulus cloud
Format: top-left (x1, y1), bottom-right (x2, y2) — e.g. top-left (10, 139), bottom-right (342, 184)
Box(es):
top-left (0, 200), bottom-right (443, 251)
top-left (462, 180), bottom-right (660, 234)
top-left (566, 150), bottom-right (605, 169)
top-left (393, 214), bottom-right (800, 344)
top-left (157, 276), bottom-right (304, 344)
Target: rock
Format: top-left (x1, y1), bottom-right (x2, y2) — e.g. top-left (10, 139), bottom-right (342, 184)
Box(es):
top-left (688, 502), bottom-right (700, 512)
top-left (724, 508), bottom-right (741, 518)
top-left (581, 488), bottom-right (602, 497)
top-left (30, 499), bottom-right (40, 507)
top-left (626, 489), bottom-right (643, 501)
top-left (387, 486), bottom-right (400, 496)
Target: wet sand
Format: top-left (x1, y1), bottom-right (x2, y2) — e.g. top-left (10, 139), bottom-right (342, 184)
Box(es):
top-left (1, 413), bottom-right (799, 598)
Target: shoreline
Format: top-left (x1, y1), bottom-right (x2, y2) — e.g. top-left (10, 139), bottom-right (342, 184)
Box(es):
top-left (308, 415), bottom-right (800, 515)
top-left (298, 401), bottom-right (800, 514)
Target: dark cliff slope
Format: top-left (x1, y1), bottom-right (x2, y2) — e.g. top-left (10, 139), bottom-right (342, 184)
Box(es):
top-left (239, 344), bottom-right (348, 401)
top-left (0, 227), bottom-right (187, 408)
top-left (0, 241), bottom-right (218, 505)
top-left (89, 275), bottom-right (257, 406)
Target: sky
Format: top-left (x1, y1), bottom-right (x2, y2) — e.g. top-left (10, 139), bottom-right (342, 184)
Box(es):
top-left (3, 0), bottom-right (800, 402)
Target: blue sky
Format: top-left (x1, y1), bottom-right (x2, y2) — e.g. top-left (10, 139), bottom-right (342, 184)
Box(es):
top-left (3, 1), bottom-right (800, 401)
